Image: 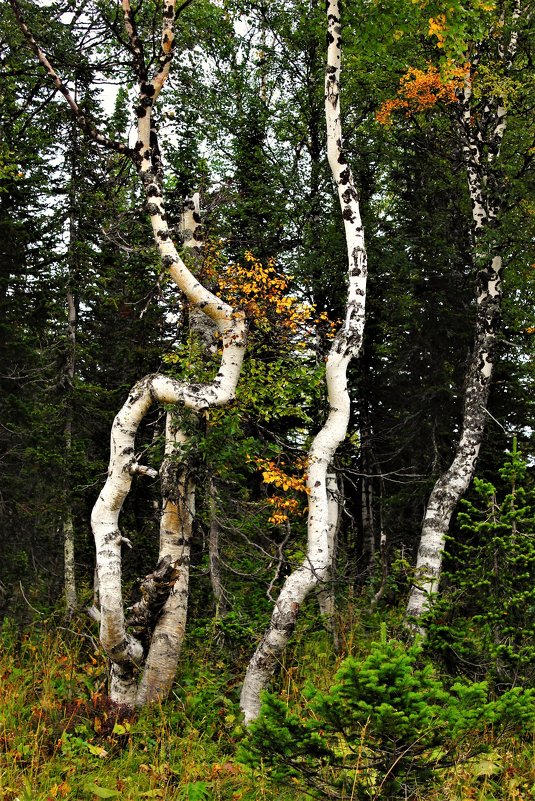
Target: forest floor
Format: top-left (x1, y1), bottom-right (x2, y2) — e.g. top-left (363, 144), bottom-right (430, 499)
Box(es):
top-left (1, 608), bottom-right (533, 801)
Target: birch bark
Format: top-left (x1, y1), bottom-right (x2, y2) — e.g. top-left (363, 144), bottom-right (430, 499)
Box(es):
top-left (406, 5), bottom-right (521, 624)
top-left (62, 287), bottom-right (77, 616)
top-left (240, 0), bottom-right (367, 724)
top-left (136, 191), bottom-right (215, 703)
top-left (10, 0), bottom-right (246, 704)
top-left (136, 417), bottom-right (193, 704)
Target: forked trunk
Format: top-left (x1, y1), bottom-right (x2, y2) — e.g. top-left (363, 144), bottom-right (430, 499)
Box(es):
top-left (7, 0), bottom-right (248, 705)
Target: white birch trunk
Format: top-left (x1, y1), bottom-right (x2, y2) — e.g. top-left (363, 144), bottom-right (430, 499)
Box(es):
top-left (11, 0), bottom-right (245, 701)
top-left (316, 471), bottom-right (340, 643)
top-left (135, 192), bottom-right (214, 703)
top-left (136, 417), bottom-right (193, 704)
top-left (406, 8), bottom-right (521, 624)
top-left (88, 3), bottom-right (245, 704)
top-left (240, 0), bottom-right (367, 724)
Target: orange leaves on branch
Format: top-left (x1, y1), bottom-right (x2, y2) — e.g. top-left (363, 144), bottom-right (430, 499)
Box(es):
top-left (376, 63), bottom-right (466, 125)
top-left (202, 246), bottom-right (337, 346)
top-left (217, 251), bottom-right (311, 342)
top-left (251, 456), bottom-right (309, 525)
top-left (428, 14), bottom-right (448, 48)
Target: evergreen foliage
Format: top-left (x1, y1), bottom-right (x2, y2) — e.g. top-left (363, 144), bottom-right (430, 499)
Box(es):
top-left (425, 439), bottom-right (535, 685)
top-left (240, 630), bottom-right (535, 799)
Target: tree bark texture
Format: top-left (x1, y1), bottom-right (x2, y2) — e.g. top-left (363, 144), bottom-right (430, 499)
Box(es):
top-left (135, 191), bottom-right (215, 703)
top-left (316, 471), bottom-right (340, 645)
top-left (240, 0), bottom-right (367, 724)
top-left (63, 119), bottom-right (79, 616)
top-left (134, 417), bottom-right (193, 704)
top-left (62, 290), bottom-right (77, 615)
top-left (37, 1), bottom-right (247, 704)
top-left (406, 6), bottom-right (521, 623)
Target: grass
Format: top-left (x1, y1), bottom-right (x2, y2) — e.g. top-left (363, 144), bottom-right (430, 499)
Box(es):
top-left (0, 612), bottom-right (533, 801)
top-left (0, 617), bottom-right (302, 801)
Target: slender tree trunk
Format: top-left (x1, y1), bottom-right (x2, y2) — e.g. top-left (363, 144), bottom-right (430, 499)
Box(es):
top-left (406, 8), bottom-right (520, 624)
top-left (63, 291), bottom-right (76, 613)
top-left (136, 416), bottom-right (193, 704)
top-left (209, 476), bottom-right (228, 618)
top-left (136, 191), bottom-right (213, 703)
top-left (316, 471), bottom-right (340, 649)
top-left (240, 0), bottom-right (367, 724)
top-left (63, 122), bottom-right (78, 615)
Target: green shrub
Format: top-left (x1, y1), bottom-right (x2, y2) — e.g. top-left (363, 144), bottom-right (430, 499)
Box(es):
top-left (425, 438), bottom-right (535, 685)
top-left (239, 631), bottom-right (535, 800)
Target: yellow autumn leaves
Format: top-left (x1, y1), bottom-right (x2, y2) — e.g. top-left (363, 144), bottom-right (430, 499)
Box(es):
top-left (251, 456), bottom-right (309, 526)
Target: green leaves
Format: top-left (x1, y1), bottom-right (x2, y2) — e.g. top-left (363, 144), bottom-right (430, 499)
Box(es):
top-left (84, 784), bottom-right (120, 799)
top-left (426, 441), bottom-right (535, 685)
top-left (241, 636), bottom-right (535, 799)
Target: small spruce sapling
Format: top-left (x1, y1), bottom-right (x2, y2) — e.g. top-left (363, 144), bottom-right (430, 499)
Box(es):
top-left (239, 629), bottom-right (535, 800)
top-left (425, 437), bottom-right (535, 685)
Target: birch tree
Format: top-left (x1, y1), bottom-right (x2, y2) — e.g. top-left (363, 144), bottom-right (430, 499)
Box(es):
top-left (405, 1), bottom-right (525, 623)
top-left (9, 0), bottom-right (246, 706)
top-left (240, 0), bottom-right (367, 724)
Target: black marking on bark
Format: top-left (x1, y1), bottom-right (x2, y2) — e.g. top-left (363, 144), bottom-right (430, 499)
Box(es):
top-left (110, 639), bottom-right (130, 657)
top-left (136, 106), bottom-right (147, 118)
top-left (102, 528), bottom-right (122, 546)
top-left (341, 187), bottom-right (358, 203)
top-left (141, 82), bottom-right (155, 97)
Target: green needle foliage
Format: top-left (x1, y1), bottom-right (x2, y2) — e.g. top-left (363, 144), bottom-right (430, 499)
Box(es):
top-left (239, 628), bottom-right (535, 800)
top-left (425, 438), bottom-right (535, 686)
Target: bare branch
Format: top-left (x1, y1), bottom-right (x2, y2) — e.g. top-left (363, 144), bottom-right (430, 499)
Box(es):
top-left (8, 0), bottom-right (132, 158)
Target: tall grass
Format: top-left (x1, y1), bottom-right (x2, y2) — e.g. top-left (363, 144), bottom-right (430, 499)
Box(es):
top-left (0, 610), bottom-right (533, 800)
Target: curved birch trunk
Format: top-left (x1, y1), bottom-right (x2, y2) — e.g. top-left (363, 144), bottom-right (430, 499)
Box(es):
top-left (135, 194), bottom-right (207, 704)
top-left (11, 0), bottom-right (248, 704)
top-left (240, 0), bottom-right (367, 724)
top-left (135, 417), bottom-right (193, 704)
top-left (406, 6), bottom-right (521, 624)
top-left (316, 471), bottom-right (340, 645)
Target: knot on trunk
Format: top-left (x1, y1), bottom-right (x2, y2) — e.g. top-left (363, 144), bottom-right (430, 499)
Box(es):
top-left (126, 555), bottom-right (181, 644)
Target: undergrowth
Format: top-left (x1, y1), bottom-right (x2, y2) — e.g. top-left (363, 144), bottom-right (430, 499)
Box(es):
top-left (1, 608), bottom-right (534, 801)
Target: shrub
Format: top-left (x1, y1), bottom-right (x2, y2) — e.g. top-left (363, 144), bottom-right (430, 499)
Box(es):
top-left (239, 630), bottom-right (535, 800)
